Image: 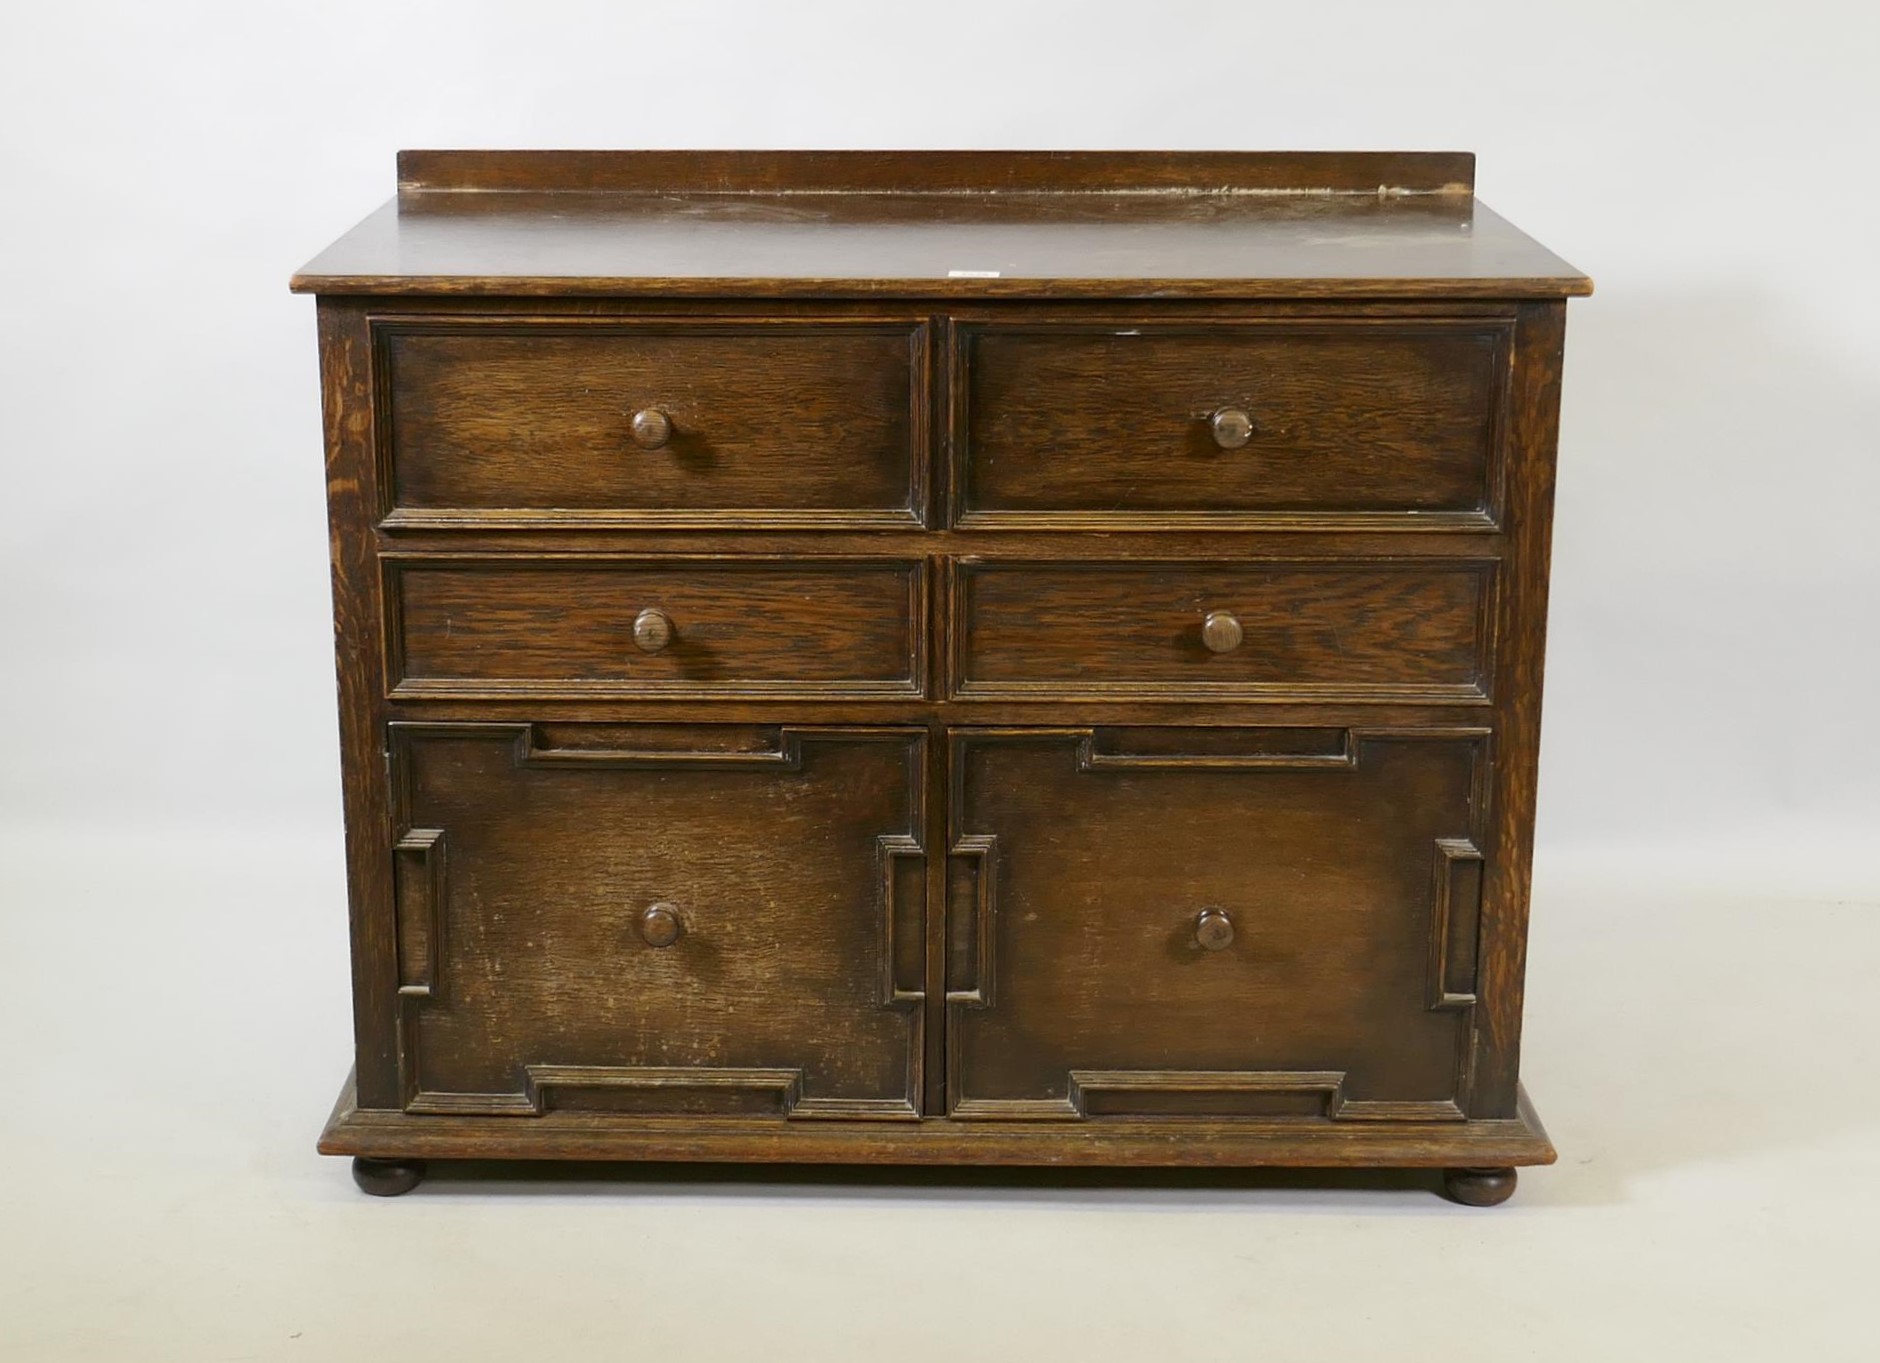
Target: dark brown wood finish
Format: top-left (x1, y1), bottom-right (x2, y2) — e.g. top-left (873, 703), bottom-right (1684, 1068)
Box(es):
top-left (299, 152), bottom-right (1584, 1201)
top-left (377, 317), bottom-right (929, 529)
top-left (394, 149), bottom-right (1481, 196)
top-left (292, 152), bottom-right (1589, 301)
top-left (949, 558), bottom-right (1495, 701)
top-left (1443, 1166), bottom-right (1519, 1207)
top-left (318, 300), bottom-right (402, 1110)
top-left (945, 729), bottom-right (1488, 1122)
top-left (351, 1156), bottom-right (425, 1197)
top-left (351, 1150), bottom-right (424, 1195)
top-left (386, 556), bottom-right (927, 699)
top-left (953, 317), bottom-right (1512, 526)
top-left (1473, 300), bottom-right (1569, 1120)
top-left (388, 724), bottom-right (926, 1119)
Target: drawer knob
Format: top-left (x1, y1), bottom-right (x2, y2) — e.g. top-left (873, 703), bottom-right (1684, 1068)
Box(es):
top-left (1210, 407), bottom-right (1255, 450)
top-left (1195, 908), bottom-right (1235, 952)
top-left (640, 902), bottom-right (684, 948)
top-left (632, 608), bottom-right (674, 653)
top-left (629, 407), bottom-right (673, 449)
top-left (1201, 610), bottom-right (1243, 654)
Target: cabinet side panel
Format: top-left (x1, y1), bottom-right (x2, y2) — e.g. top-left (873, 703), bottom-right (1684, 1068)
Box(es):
top-left (1472, 300), bottom-right (1567, 1117)
top-left (318, 298), bottom-right (400, 1108)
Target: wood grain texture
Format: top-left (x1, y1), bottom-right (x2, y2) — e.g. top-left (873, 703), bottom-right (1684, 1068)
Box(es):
top-left (317, 298), bottom-right (401, 1108)
top-left (320, 1070), bottom-right (1556, 1168)
top-left (950, 559), bottom-right (1495, 701)
top-left (945, 729), bottom-right (1485, 1121)
top-left (300, 151), bottom-right (1584, 1193)
top-left (386, 556), bottom-right (927, 699)
top-left (378, 317), bottom-right (927, 529)
top-left (291, 152), bottom-right (1589, 300)
top-left (395, 149), bottom-right (1479, 196)
top-left (388, 725), bottom-right (926, 1118)
top-left (292, 196), bottom-right (1589, 301)
top-left (954, 318), bottom-right (1510, 525)
top-left (1471, 301), bottom-right (1568, 1119)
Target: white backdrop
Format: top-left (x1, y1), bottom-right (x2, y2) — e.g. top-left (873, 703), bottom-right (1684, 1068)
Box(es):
top-left (5, 7), bottom-right (1879, 1360)
top-left (2, 2), bottom-right (1875, 869)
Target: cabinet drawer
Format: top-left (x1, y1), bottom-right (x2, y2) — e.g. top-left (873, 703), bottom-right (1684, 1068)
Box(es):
top-left (387, 557), bottom-right (927, 700)
top-left (389, 724), bottom-right (926, 1119)
top-left (947, 728), bottom-right (1486, 1121)
top-left (378, 320), bottom-right (928, 528)
top-left (950, 559), bottom-right (1494, 702)
top-left (953, 319), bottom-right (1510, 528)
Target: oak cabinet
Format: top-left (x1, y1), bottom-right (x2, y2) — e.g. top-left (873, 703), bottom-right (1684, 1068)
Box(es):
top-left (295, 150), bottom-right (1587, 1204)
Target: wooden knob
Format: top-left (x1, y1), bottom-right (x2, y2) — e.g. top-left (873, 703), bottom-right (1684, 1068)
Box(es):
top-left (630, 408), bottom-right (672, 449)
top-left (1195, 908), bottom-right (1235, 951)
top-left (632, 608), bottom-right (673, 654)
top-left (1201, 610), bottom-right (1243, 654)
top-left (640, 903), bottom-right (683, 948)
top-left (1210, 407), bottom-right (1254, 450)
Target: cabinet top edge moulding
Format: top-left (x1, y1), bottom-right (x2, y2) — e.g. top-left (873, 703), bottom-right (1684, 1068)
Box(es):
top-left (290, 150), bottom-right (1592, 301)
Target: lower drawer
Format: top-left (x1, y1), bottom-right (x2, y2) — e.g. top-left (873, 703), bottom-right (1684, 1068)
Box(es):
top-left (386, 723), bottom-right (927, 1118)
top-left (950, 558), bottom-right (1495, 702)
top-left (386, 556), bottom-right (926, 700)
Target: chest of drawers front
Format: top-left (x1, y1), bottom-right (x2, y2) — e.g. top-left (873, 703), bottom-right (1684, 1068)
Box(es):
top-left (300, 152), bottom-right (1585, 1201)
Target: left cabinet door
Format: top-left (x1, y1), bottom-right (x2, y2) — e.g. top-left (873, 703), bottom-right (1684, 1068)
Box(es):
top-left (384, 724), bottom-right (928, 1119)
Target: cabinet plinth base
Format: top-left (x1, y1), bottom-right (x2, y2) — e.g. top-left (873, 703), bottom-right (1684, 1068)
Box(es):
top-left (320, 1069), bottom-right (1554, 1188)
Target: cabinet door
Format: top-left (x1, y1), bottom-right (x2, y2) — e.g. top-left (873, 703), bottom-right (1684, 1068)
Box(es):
top-left (388, 724), bottom-right (927, 1119)
top-left (946, 728), bottom-right (1487, 1121)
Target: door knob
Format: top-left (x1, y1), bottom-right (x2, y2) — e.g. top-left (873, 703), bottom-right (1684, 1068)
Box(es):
top-left (1195, 908), bottom-right (1235, 951)
top-left (632, 608), bottom-right (673, 653)
top-left (629, 407), bottom-right (673, 449)
top-left (640, 903), bottom-right (684, 948)
top-left (1210, 407), bottom-right (1254, 450)
top-left (1202, 610), bottom-right (1243, 654)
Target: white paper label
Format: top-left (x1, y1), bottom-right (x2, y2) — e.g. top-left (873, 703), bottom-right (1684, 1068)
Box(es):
top-left (947, 269), bottom-right (1002, 278)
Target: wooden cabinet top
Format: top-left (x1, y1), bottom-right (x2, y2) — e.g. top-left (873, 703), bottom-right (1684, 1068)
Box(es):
top-left (290, 150), bottom-right (1591, 301)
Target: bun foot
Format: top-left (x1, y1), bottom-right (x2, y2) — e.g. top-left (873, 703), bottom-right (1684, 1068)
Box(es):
top-left (1441, 1166), bottom-right (1517, 1206)
top-left (352, 1156), bottom-right (425, 1197)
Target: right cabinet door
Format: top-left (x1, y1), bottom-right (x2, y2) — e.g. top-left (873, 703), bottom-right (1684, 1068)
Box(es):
top-left (946, 728), bottom-right (1489, 1122)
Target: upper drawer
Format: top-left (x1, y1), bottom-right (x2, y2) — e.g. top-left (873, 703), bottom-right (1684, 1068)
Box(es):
top-left (950, 559), bottom-right (1494, 703)
top-left (376, 319), bottom-right (929, 528)
top-left (952, 318), bottom-right (1512, 529)
top-left (386, 557), bottom-right (926, 700)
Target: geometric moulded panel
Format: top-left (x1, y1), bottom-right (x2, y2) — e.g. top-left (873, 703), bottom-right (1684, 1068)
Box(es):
top-left (947, 727), bottom-right (1487, 1121)
top-left (389, 723), bottom-right (927, 1119)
